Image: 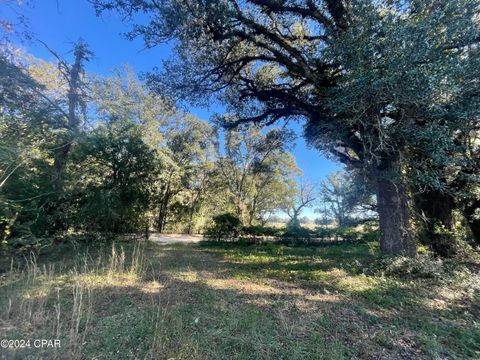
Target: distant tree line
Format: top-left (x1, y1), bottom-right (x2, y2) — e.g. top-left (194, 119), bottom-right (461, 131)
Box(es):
top-left (0, 47), bottom-right (319, 250)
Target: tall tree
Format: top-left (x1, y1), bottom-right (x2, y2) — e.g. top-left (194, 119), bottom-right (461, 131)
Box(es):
top-left (56, 42), bottom-right (91, 190)
top-left (0, 54), bottom-right (58, 239)
top-left (319, 172), bottom-right (351, 228)
top-left (285, 179), bottom-right (316, 229)
top-left (215, 126), bottom-right (297, 225)
top-left (319, 170), bottom-right (377, 227)
top-left (157, 114), bottom-right (214, 232)
top-left (92, 0), bottom-right (480, 255)
top-left (71, 118), bottom-right (159, 232)
top-left (91, 65), bottom-right (174, 149)
top-left (30, 41), bottom-right (92, 190)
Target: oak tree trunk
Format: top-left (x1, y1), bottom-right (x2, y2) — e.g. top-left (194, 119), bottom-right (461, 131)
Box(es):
top-left (375, 160), bottom-right (416, 256)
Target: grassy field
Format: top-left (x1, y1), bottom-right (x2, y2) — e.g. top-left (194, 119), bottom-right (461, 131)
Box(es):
top-left (0, 239), bottom-right (479, 359)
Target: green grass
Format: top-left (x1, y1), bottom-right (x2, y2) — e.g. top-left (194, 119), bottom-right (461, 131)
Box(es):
top-left (0, 240), bottom-right (479, 359)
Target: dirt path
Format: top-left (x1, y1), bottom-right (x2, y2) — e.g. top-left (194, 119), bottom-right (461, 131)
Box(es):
top-left (148, 233), bottom-right (203, 245)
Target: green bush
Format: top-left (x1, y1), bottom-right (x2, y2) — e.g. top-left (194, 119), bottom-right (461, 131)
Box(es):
top-left (313, 226), bottom-right (377, 242)
top-left (368, 255), bottom-right (446, 279)
top-left (204, 213), bottom-right (242, 241)
top-left (204, 220), bottom-right (379, 246)
top-left (314, 227), bottom-right (337, 240)
top-left (336, 227), bottom-right (360, 241)
top-left (283, 226), bottom-right (312, 239)
top-left (241, 225), bottom-right (280, 237)
top-left (360, 228), bottom-right (379, 242)
top-left (7, 235), bottom-right (52, 255)
top-left (280, 226), bottom-right (313, 246)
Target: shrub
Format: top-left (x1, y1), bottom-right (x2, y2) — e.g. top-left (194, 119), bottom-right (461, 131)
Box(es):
top-left (313, 226), bottom-right (378, 243)
top-left (360, 228), bottom-right (379, 242)
top-left (240, 225), bottom-right (283, 244)
top-left (241, 225), bottom-right (280, 238)
top-left (7, 235), bottom-right (52, 255)
top-left (336, 227), bottom-right (360, 241)
top-left (281, 226), bottom-right (313, 246)
top-left (371, 255), bottom-right (445, 279)
top-left (204, 213), bottom-right (242, 241)
top-left (314, 227), bottom-right (337, 240)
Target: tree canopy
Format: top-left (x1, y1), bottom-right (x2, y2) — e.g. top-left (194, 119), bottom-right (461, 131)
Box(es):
top-left (91, 0), bottom-right (480, 255)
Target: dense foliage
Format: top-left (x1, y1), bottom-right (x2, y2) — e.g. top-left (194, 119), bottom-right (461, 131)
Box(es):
top-left (204, 211), bottom-right (378, 246)
top-left (91, 0), bottom-right (480, 256)
top-left (0, 50), bottom-right (307, 251)
top-left (1, 0), bottom-right (479, 260)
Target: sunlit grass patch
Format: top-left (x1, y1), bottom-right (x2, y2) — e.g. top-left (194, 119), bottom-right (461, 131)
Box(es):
top-left (206, 278), bottom-right (278, 295)
top-left (227, 253), bottom-right (278, 265)
top-left (202, 242), bottom-right (379, 294)
top-left (336, 273), bottom-right (378, 292)
top-left (171, 270), bottom-right (201, 282)
top-left (1, 239), bottom-right (479, 359)
top-left (200, 241), bottom-right (480, 359)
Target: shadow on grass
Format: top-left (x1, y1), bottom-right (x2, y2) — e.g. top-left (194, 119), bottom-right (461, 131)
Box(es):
top-left (1, 240), bottom-right (479, 359)
top-left (194, 240), bottom-right (480, 358)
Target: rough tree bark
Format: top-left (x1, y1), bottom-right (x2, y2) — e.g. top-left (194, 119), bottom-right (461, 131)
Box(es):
top-left (51, 42), bottom-right (90, 191)
top-left (375, 157), bottom-right (416, 256)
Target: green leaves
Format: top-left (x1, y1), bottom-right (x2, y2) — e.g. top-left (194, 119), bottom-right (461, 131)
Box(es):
top-left (71, 118), bottom-right (159, 232)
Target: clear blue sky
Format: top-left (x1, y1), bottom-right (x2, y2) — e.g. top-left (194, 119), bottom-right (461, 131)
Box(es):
top-left (6, 0), bottom-right (340, 216)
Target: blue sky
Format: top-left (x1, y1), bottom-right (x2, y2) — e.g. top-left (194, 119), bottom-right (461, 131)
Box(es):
top-left (5, 0), bottom-right (340, 216)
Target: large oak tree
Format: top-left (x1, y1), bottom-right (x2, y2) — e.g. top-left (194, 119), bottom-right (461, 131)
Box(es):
top-left (92, 0), bottom-right (480, 255)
